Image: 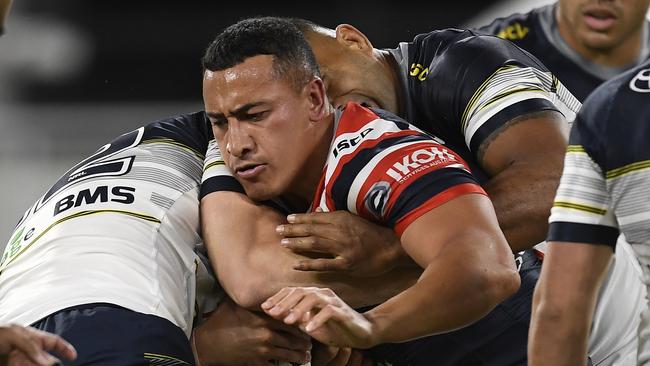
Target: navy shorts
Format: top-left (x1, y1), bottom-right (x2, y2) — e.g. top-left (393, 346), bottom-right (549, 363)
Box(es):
top-left (366, 249), bottom-right (542, 366)
top-left (30, 303), bottom-right (195, 366)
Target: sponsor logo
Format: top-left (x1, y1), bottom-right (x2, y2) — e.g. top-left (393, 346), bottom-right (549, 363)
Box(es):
top-left (629, 68), bottom-right (650, 93)
top-left (497, 23), bottom-right (530, 41)
top-left (364, 181), bottom-right (391, 219)
top-left (54, 185), bottom-right (136, 216)
top-left (332, 127), bottom-right (374, 157)
top-left (386, 146), bottom-right (457, 181)
top-left (410, 63), bottom-right (429, 81)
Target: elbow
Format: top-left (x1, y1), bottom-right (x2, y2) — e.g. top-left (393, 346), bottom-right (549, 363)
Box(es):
top-left (481, 262), bottom-right (521, 310)
top-left (224, 276), bottom-right (268, 310)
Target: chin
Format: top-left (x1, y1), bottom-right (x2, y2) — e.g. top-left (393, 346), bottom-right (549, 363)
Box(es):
top-left (242, 185), bottom-right (276, 203)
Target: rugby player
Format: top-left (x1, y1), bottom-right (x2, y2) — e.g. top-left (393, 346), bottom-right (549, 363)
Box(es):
top-left (197, 16), bottom-right (579, 365)
top-left (529, 59), bottom-right (650, 365)
top-left (0, 114), bottom-right (313, 365)
top-left (200, 15), bottom-right (580, 365)
top-left (477, 2), bottom-right (649, 363)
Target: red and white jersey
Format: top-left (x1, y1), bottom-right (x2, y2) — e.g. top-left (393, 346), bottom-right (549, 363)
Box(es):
top-left (312, 103), bottom-right (486, 235)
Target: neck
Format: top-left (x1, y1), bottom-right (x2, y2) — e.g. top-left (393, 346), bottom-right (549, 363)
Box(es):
top-left (376, 49), bottom-right (403, 115)
top-left (556, 7), bottom-right (645, 67)
top-left (287, 113), bottom-right (335, 208)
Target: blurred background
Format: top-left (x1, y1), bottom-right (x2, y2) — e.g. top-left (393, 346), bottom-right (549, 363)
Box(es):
top-left (0, 0), bottom-right (594, 244)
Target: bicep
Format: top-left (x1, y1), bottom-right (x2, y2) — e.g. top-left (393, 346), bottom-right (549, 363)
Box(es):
top-left (399, 193), bottom-right (509, 267)
top-left (479, 110), bottom-right (569, 175)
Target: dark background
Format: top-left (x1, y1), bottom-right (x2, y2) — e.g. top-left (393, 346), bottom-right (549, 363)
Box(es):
top-left (14, 0), bottom-right (500, 102)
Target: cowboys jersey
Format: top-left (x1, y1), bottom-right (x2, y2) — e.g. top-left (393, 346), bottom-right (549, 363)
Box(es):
top-left (0, 112), bottom-right (220, 337)
top-left (548, 61), bottom-right (650, 364)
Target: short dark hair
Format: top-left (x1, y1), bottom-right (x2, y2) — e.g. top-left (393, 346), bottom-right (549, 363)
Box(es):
top-left (202, 16), bottom-right (320, 91)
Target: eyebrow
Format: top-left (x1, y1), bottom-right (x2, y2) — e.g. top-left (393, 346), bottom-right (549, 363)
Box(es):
top-left (206, 102), bottom-right (266, 120)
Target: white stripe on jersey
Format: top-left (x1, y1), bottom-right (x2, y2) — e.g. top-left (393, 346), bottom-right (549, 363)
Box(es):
top-left (463, 66), bottom-right (580, 150)
top-left (549, 149), bottom-right (617, 227)
top-left (202, 140), bottom-right (233, 181)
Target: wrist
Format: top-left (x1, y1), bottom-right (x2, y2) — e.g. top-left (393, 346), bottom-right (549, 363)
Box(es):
top-left (361, 310), bottom-right (386, 348)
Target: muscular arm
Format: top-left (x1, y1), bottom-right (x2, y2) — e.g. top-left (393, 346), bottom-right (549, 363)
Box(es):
top-left (362, 193), bottom-right (520, 344)
top-left (479, 110), bottom-right (569, 251)
top-left (529, 242), bottom-right (613, 366)
top-left (201, 191), bottom-right (419, 309)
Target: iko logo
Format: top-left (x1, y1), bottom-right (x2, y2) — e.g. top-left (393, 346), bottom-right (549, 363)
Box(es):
top-left (364, 181), bottom-right (391, 219)
top-left (333, 128), bottom-right (374, 157)
top-left (386, 146), bottom-right (456, 181)
top-left (629, 68), bottom-right (650, 93)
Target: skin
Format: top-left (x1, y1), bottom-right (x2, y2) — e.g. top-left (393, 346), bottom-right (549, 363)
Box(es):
top-left (203, 53), bottom-right (520, 348)
top-left (299, 24), bottom-right (569, 253)
top-left (556, 0), bottom-right (650, 67)
top-left (528, 242), bottom-right (613, 365)
top-left (0, 325), bottom-right (77, 366)
top-left (192, 298), bottom-right (312, 366)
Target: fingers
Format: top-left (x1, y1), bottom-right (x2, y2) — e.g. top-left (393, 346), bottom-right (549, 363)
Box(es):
top-left (1, 326), bottom-right (61, 366)
top-left (280, 236), bottom-right (335, 254)
top-left (286, 211), bottom-right (346, 225)
top-left (305, 304), bottom-right (349, 333)
top-left (26, 328), bottom-right (76, 361)
top-left (294, 258), bottom-right (349, 272)
top-left (261, 287), bottom-right (341, 327)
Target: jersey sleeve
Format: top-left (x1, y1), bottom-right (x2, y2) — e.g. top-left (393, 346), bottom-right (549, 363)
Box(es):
top-left (549, 64), bottom-right (650, 249)
top-left (321, 104), bottom-right (487, 236)
top-left (547, 81), bottom-right (618, 247)
top-left (412, 30), bottom-right (580, 157)
top-left (200, 139), bottom-right (244, 199)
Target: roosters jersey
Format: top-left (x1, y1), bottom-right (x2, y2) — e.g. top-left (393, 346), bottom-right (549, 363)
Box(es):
top-left (0, 112), bottom-right (220, 337)
top-left (548, 61), bottom-right (650, 364)
top-left (312, 103), bottom-right (485, 234)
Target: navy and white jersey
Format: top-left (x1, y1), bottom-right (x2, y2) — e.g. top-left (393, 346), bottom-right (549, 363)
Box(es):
top-left (388, 27), bottom-right (581, 182)
top-left (477, 3), bottom-right (650, 102)
top-left (548, 60), bottom-right (650, 364)
top-left (0, 112), bottom-right (221, 337)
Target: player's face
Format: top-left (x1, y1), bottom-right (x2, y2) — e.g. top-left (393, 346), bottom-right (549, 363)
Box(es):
top-left (203, 55), bottom-right (322, 202)
top-left (558, 0), bottom-right (650, 51)
top-left (306, 33), bottom-right (399, 114)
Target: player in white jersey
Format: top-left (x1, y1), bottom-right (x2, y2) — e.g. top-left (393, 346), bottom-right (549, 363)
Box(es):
top-left (529, 60), bottom-right (650, 365)
top-left (0, 113), bottom-right (217, 365)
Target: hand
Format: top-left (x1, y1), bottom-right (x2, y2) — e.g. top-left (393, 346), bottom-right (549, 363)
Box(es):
top-left (0, 325), bottom-right (77, 366)
top-left (311, 342), bottom-right (374, 366)
top-left (193, 297), bottom-right (312, 366)
top-left (261, 287), bottom-right (376, 349)
top-left (277, 210), bottom-right (411, 276)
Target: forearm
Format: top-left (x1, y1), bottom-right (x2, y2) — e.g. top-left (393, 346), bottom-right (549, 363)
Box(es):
top-left (363, 249), bottom-right (519, 346)
top-left (202, 192), bottom-right (418, 309)
top-left (483, 162), bottom-right (561, 251)
top-left (528, 299), bottom-right (592, 366)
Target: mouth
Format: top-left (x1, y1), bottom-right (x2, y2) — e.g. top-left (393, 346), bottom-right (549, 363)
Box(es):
top-left (582, 6), bottom-right (618, 32)
top-left (233, 163), bottom-right (266, 179)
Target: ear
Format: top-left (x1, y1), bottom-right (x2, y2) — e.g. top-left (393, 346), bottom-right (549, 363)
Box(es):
top-left (335, 24), bottom-right (374, 55)
top-left (306, 76), bottom-right (330, 122)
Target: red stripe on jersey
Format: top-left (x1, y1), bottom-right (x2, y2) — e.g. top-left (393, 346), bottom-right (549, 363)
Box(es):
top-left (394, 183), bottom-right (486, 237)
top-left (355, 142), bottom-right (473, 218)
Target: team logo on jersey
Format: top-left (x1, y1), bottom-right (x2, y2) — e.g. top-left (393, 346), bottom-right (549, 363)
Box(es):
top-left (364, 181), bottom-right (391, 219)
top-left (629, 68), bottom-right (650, 93)
top-left (386, 146), bottom-right (457, 182)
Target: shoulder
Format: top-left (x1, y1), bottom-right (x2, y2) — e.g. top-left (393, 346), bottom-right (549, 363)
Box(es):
top-left (475, 5), bottom-right (546, 43)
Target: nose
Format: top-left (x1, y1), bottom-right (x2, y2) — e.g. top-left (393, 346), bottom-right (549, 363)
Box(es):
top-left (225, 120), bottom-right (254, 158)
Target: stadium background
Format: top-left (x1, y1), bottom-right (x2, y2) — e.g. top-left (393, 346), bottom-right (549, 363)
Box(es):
top-left (0, 0), bottom-right (628, 248)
